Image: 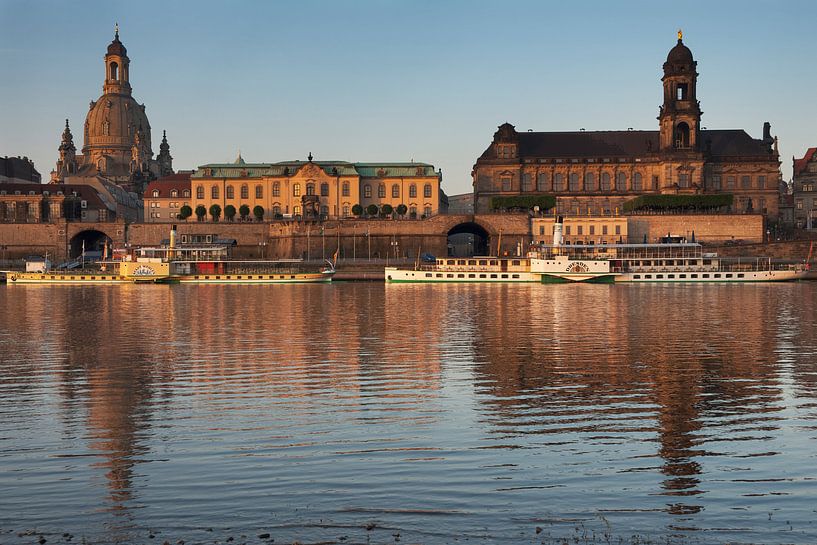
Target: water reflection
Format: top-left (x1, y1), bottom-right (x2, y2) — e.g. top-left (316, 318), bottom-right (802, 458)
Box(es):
top-left (1, 283), bottom-right (816, 544)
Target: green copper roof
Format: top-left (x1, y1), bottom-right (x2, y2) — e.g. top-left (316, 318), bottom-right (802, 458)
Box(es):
top-left (192, 160), bottom-right (440, 179)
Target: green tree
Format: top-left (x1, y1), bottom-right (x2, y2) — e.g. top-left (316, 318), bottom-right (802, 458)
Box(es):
top-left (366, 204), bottom-right (379, 217)
top-left (239, 204), bottom-right (251, 220)
top-left (352, 204), bottom-right (363, 217)
top-left (195, 205), bottom-right (207, 221)
top-left (179, 205), bottom-right (193, 220)
top-left (253, 205), bottom-right (265, 221)
top-left (396, 204), bottom-right (407, 217)
top-left (381, 204), bottom-right (394, 217)
top-left (224, 204), bottom-right (236, 221)
top-left (209, 204), bottom-right (222, 222)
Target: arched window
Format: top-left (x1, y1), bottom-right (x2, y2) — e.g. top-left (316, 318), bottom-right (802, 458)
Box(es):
top-left (196, 186), bottom-right (204, 199)
top-left (273, 182), bottom-right (280, 197)
top-left (110, 62), bottom-right (118, 81)
top-left (240, 185), bottom-right (249, 199)
top-left (569, 173), bottom-right (579, 192)
top-left (170, 189), bottom-right (178, 198)
top-left (152, 189), bottom-right (159, 198)
top-left (409, 205), bottom-right (417, 217)
top-left (321, 182), bottom-right (329, 197)
top-left (226, 185), bottom-right (234, 199)
top-left (392, 184), bottom-right (400, 198)
top-left (306, 183), bottom-right (315, 196)
top-left (409, 184), bottom-right (417, 198)
top-left (424, 205), bottom-right (432, 217)
top-left (293, 183), bottom-right (301, 197)
top-left (616, 172), bottom-right (626, 191)
top-left (424, 184), bottom-right (432, 198)
top-left (272, 204), bottom-right (281, 217)
top-left (600, 173), bottom-right (611, 191)
top-left (211, 186), bottom-right (219, 199)
top-left (584, 172), bottom-right (596, 191)
top-left (343, 204), bottom-right (350, 217)
top-left (632, 172), bottom-right (643, 191)
top-left (293, 205), bottom-right (301, 216)
top-left (321, 205), bottom-right (329, 217)
top-left (537, 173), bottom-right (549, 191)
top-left (364, 184), bottom-right (372, 198)
top-left (675, 122), bottom-right (690, 149)
top-left (378, 184), bottom-right (386, 198)
top-left (342, 181), bottom-right (350, 197)
top-left (255, 185), bottom-right (263, 199)
top-left (554, 173), bottom-right (564, 192)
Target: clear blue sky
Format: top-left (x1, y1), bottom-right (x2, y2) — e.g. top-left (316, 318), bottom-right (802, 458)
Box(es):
top-left (1, 0), bottom-right (815, 195)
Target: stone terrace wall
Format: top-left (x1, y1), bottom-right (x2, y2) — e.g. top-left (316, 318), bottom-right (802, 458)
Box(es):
top-left (626, 214), bottom-right (764, 244)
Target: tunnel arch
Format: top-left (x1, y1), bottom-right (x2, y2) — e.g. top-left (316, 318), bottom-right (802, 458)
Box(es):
top-left (69, 229), bottom-right (112, 259)
top-left (447, 222), bottom-right (489, 257)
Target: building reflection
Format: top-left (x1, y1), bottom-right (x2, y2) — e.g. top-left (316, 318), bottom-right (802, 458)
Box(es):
top-left (469, 284), bottom-right (784, 515)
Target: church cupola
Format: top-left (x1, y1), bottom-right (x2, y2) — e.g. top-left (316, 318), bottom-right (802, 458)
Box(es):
top-left (658, 30), bottom-right (703, 152)
top-left (103, 24), bottom-right (132, 96)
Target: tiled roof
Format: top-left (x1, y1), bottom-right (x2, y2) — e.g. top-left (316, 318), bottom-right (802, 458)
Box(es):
top-left (0, 156), bottom-right (41, 182)
top-left (479, 129), bottom-right (775, 161)
top-left (145, 172), bottom-right (192, 197)
top-left (793, 148), bottom-right (817, 177)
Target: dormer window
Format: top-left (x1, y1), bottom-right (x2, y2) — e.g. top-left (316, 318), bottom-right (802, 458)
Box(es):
top-left (170, 189), bottom-right (178, 198)
top-left (496, 145), bottom-right (516, 159)
top-left (152, 190), bottom-right (159, 198)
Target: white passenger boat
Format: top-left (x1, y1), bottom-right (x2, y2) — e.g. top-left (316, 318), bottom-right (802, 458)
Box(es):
top-left (385, 218), bottom-right (808, 284)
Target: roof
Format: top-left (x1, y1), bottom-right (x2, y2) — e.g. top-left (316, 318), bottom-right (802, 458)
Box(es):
top-left (192, 160), bottom-right (439, 179)
top-left (478, 129), bottom-right (775, 161)
top-left (0, 156), bottom-right (41, 183)
top-left (794, 148), bottom-right (817, 177)
top-left (145, 172), bottom-right (192, 198)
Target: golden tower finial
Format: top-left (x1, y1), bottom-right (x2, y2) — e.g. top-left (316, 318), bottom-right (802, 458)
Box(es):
top-left (678, 28), bottom-right (683, 41)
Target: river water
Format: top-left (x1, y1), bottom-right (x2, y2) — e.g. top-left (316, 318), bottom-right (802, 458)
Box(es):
top-left (1, 283), bottom-right (817, 544)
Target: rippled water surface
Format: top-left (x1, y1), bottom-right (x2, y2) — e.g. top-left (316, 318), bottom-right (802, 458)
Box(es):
top-left (2, 283), bottom-right (817, 544)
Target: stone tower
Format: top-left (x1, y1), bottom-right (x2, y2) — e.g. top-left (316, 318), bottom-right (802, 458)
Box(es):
top-left (658, 30), bottom-right (703, 152)
top-left (156, 130), bottom-right (173, 177)
top-left (52, 119), bottom-right (77, 180)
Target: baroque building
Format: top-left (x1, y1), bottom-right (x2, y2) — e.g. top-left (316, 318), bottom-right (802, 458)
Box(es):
top-left (189, 153), bottom-right (445, 221)
top-left (472, 32), bottom-right (782, 219)
top-left (792, 148), bottom-right (817, 229)
top-left (51, 26), bottom-right (172, 195)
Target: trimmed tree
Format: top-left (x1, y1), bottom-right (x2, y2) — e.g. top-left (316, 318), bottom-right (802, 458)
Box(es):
top-left (253, 205), bottom-right (265, 221)
top-left (239, 204), bottom-right (251, 221)
top-left (490, 195), bottom-right (556, 212)
top-left (224, 204), bottom-right (237, 221)
top-left (179, 205), bottom-right (193, 220)
top-left (352, 204), bottom-right (363, 217)
top-left (209, 204), bottom-right (222, 222)
top-left (382, 204), bottom-right (394, 217)
top-left (195, 205), bottom-right (207, 221)
top-left (396, 204), bottom-right (407, 217)
top-left (366, 204), bottom-right (379, 217)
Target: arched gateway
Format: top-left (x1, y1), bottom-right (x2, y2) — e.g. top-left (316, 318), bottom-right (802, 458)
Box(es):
top-left (447, 222), bottom-right (489, 257)
top-left (69, 229), bottom-right (112, 259)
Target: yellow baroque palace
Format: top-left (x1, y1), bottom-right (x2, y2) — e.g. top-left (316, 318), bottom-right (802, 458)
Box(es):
top-left (191, 154), bottom-right (446, 220)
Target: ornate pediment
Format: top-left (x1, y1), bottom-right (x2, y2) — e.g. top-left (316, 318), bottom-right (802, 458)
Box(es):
top-left (298, 163), bottom-right (324, 178)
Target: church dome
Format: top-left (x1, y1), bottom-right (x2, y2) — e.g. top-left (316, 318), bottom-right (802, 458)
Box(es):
top-left (107, 36), bottom-right (127, 57)
top-left (666, 39), bottom-right (693, 65)
top-left (83, 93), bottom-right (152, 154)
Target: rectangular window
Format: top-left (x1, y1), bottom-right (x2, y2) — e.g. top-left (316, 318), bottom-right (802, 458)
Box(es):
top-left (615, 225), bottom-right (621, 235)
top-left (577, 226), bottom-right (583, 235)
top-left (796, 199), bottom-right (804, 210)
top-left (711, 175), bottom-right (721, 190)
top-left (758, 176), bottom-right (765, 189)
top-left (256, 186), bottom-right (263, 199)
top-left (602, 225), bottom-right (608, 235)
top-left (565, 226), bottom-right (571, 235)
top-left (741, 176), bottom-right (751, 189)
top-left (378, 185), bottom-right (386, 198)
top-left (521, 173), bottom-right (531, 192)
top-left (342, 182), bottom-right (350, 197)
top-left (501, 177), bottom-right (511, 191)
top-left (589, 226), bottom-right (595, 235)
top-left (726, 176), bottom-right (736, 189)
top-left (424, 184), bottom-right (432, 198)
top-left (678, 174), bottom-right (690, 188)
top-left (364, 185), bottom-right (372, 198)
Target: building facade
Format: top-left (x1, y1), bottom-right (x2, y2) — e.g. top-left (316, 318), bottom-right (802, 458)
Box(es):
top-left (472, 33), bottom-right (782, 219)
top-left (0, 183), bottom-right (111, 223)
top-left (189, 154), bottom-right (445, 221)
top-left (50, 27), bottom-right (173, 195)
top-left (792, 148), bottom-right (817, 229)
top-left (143, 172), bottom-right (192, 222)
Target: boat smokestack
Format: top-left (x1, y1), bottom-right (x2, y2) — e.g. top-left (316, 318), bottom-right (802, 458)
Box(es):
top-left (170, 224), bottom-right (177, 249)
top-left (553, 216), bottom-right (564, 247)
